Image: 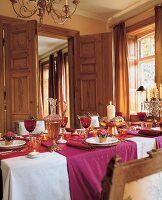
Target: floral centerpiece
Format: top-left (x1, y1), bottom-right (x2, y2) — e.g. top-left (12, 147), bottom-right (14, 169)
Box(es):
top-left (3, 131), bottom-right (16, 145)
top-left (97, 128), bottom-right (108, 143)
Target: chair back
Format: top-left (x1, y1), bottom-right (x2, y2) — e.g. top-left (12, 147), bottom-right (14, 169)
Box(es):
top-left (101, 149), bottom-right (162, 200)
top-left (77, 113), bottom-right (100, 128)
top-left (16, 120), bottom-right (46, 135)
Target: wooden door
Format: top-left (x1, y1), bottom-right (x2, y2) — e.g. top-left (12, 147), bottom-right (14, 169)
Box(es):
top-left (4, 20), bottom-right (38, 131)
top-left (74, 33), bottom-right (113, 127)
top-left (0, 19), bottom-right (5, 133)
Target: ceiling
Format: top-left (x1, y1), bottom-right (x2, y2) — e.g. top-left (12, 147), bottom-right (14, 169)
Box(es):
top-left (38, 36), bottom-right (67, 59)
top-left (76, 0), bottom-right (162, 23)
top-left (38, 0), bottom-right (162, 59)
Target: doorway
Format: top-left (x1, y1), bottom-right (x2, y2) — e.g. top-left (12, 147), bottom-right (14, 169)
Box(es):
top-left (38, 35), bottom-right (70, 126)
top-left (38, 24), bottom-right (80, 128)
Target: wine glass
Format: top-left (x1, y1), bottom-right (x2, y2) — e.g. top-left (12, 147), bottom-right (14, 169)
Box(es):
top-left (58, 116), bottom-right (68, 143)
top-left (24, 119), bottom-right (36, 139)
top-left (80, 116), bottom-right (91, 137)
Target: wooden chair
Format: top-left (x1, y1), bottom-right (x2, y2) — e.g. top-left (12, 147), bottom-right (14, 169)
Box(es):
top-left (101, 149), bottom-right (162, 200)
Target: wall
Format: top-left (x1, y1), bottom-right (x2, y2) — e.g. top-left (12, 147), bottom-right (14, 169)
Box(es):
top-left (0, 1), bottom-right (107, 35)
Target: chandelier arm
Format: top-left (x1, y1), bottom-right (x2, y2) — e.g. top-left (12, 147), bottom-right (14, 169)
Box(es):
top-left (11, 1), bottom-right (38, 18)
top-left (10, 0), bottom-right (80, 24)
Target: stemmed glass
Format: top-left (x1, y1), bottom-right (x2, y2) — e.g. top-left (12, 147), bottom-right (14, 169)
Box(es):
top-left (80, 116), bottom-right (91, 137)
top-left (58, 116), bottom-right (68, 143)
top-left (24, 119), bottom-right (36, 138)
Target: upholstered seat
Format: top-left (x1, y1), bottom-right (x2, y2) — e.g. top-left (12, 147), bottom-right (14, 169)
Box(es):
top-left (15, 120), bottom-right (46, 135)
top-left (101, 149), bottom-right (162, 200)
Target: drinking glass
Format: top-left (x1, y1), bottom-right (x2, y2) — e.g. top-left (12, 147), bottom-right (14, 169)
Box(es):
top-left (24, 119), bottom-right (36, 138)
top-left (60, 116), bottom-right (68, 133)
top-left (80, 116), bottom-right (91, 137)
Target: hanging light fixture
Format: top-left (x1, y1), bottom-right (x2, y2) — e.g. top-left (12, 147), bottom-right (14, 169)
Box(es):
top-left (10, 0), bottom-right (80, 24)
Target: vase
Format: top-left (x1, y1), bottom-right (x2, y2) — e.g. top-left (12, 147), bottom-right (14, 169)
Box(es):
top-left (5, 140), bottom-right (13, 145)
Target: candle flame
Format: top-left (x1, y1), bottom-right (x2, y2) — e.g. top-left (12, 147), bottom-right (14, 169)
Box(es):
top-left (109, 101), bottom-right (112, 105)
top-left (33, 149), bottom-right (36, 152)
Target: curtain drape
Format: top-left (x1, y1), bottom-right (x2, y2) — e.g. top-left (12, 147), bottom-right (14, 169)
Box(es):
top-left (48, 54), bottom-right (58, 99)
top-left (48, 51), bottom-right (67, 116)
top-left (155, 5), bottom-right (162, 88)
top-left (57, 50), bottom-right (67, 116)
top-left (113, 22), bottom-right (129, 120)
top-left (38, 61), bottom-right (44, 118)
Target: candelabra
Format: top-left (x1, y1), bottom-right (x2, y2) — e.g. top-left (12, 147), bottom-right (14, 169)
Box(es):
top-left (144, 98), bottom-right (162, 118)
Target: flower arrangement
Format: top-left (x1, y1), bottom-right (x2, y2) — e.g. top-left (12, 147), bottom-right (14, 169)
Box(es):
top-left (3, 132), bottom-right (16, 145)
top-left (97, 128), bottom-right (108, 143)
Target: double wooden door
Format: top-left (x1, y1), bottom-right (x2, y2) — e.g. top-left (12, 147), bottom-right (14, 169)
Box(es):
top-left (0, 16), bottom-right (113, 132)
top-left (0, 20), bottom-right (38, 132)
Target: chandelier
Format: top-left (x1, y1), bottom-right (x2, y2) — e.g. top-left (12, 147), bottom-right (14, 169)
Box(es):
top-left (10, 0), bottom-right (80, 24)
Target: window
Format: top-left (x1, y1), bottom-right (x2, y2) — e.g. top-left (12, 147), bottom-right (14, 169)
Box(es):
top-left (138, 33), bottom-right (155, 89)
top-left (129, 32), bottom-right (155, 114)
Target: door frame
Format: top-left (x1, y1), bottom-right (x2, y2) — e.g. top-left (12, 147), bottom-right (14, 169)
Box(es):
top-left (38, 24), bottom-right (79, 128)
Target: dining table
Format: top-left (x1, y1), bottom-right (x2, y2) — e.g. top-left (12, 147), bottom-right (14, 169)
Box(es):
top-left (1, 128), bottom-right (162, 200)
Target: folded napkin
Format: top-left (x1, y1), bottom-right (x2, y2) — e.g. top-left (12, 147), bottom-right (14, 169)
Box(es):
top-left (41, 140), bottom-right (53, 147)
top-left (66, 139), bottom-right (92, 150)
top-left (138, 129), bottom-right (162, 137)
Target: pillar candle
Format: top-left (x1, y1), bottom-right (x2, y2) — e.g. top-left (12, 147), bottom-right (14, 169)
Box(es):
top-left (107, 101), bottom-right (115, 121)
top-left (160, 84), bottom-right (162, 100)
top-left (146, 88), bottom-right (149, 101)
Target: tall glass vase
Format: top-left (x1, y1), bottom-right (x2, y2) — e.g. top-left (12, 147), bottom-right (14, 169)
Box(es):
top-left (44, 98), bottom-right (62, 151)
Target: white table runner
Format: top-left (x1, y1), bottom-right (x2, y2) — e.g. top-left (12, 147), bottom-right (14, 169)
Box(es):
top-left (1, 152), bottom-right (71, 200)
top-left (126, 137), bottom-right (156, 159)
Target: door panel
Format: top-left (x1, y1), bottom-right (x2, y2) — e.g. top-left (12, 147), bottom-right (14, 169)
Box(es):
top-left (5, 20), bottom-right (38, 131)
top-left (0, 19), bottom-right (5, 132)
top-left (75, 33), bottom-right (113, 126)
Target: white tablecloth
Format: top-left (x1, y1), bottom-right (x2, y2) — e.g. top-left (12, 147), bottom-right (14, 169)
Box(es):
top-left (127, 137), bottom-right (156, 159)
top-left (1, 152), bottom-right (71, 200)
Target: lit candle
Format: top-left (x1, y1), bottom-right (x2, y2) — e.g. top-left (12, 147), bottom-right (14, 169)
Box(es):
top-left (146, 88), bottom-right (150, 101)
top-left (160, 84), bottom-right (162, 100)
top-left (65, 0), bottom-right (68, 5)
top-left (107, 101), bottom-right (115, 121)
top-left (153, 83), bottom-right (157, 98)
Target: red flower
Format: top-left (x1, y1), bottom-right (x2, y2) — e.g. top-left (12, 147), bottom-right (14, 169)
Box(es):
top-left (3, 131), bottom-right (16, 141)
top-left (97, 129), bottom-right (107, 137)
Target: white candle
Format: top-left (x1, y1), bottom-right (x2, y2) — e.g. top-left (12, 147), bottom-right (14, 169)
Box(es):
top-left (146, 88), bottom-right (150, 101)
top-left (107, 101), bottom-right (115, 121)
top-left (160, 84), bottom-right (162, 99)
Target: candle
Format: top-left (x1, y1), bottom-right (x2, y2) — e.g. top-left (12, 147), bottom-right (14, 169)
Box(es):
top-left (65, 0), bottom-right (68, 5)
top-left (27, 150), bottom-right (40, 158)
top-left (107, 101), bottom-right (115, 121)
top-left (153, 83), bottom-right (157, 98)
top-left (146, 88), bottom-right (150, 101)
top-left (160, 84), bottom-right (162, 100)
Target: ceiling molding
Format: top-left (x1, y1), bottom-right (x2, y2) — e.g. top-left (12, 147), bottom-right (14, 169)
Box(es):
top-left (75, 10), bottom-right (107, 22)
top-left (107, 0), bottom-right (162, 25)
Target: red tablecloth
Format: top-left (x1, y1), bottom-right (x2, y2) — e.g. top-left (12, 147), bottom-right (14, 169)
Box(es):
top-left (58, 140), bottom-right (137, 200)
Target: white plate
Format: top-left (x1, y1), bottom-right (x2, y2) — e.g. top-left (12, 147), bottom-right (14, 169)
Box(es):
top-left (85, 136), bottom-right (119, 145)
top-left (0, 140), bottom-right (26, 149)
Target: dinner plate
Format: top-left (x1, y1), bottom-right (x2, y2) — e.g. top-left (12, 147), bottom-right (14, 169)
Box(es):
top-left (0, 140), bottom-right (26, 150)
top-left (85, 136), bottom-right (119, 145)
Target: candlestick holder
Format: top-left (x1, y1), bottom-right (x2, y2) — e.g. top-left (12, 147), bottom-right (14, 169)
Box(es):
top-left (144, 98), bottom-right (162, 118)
